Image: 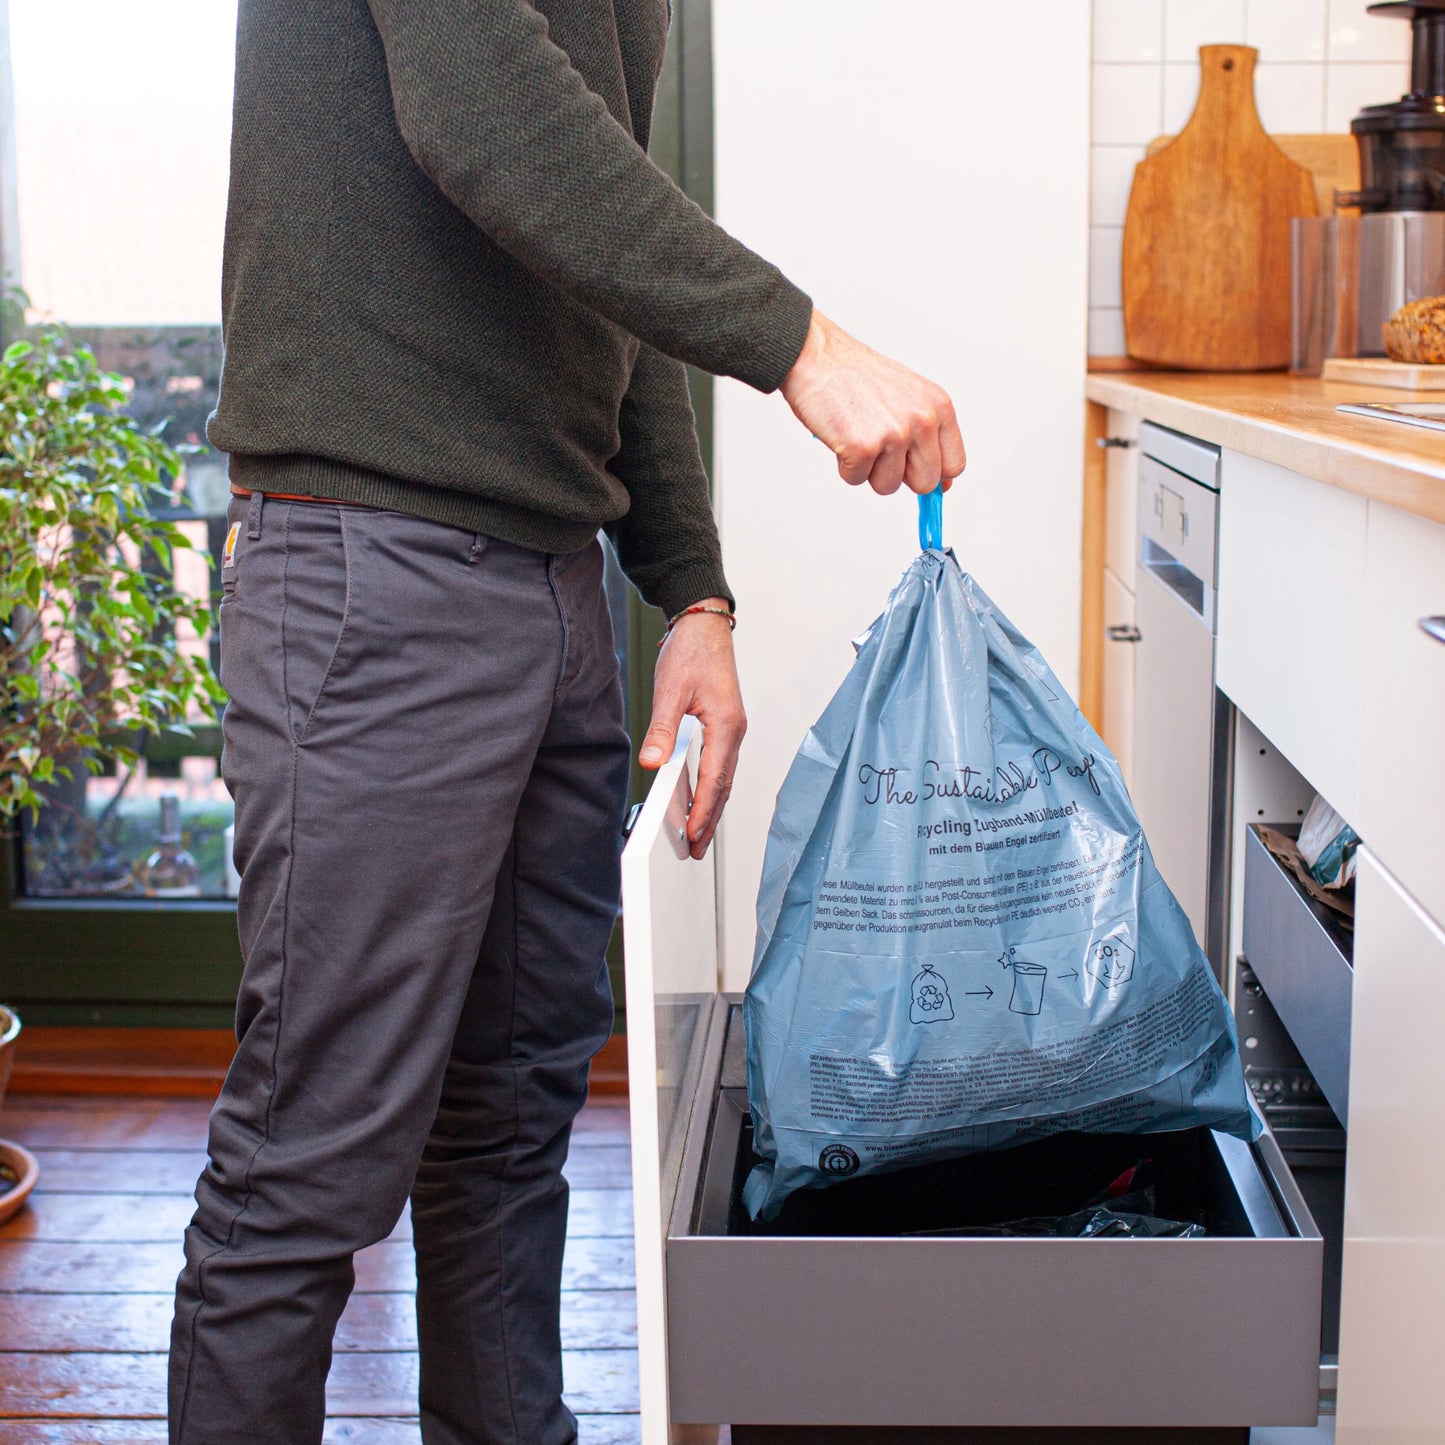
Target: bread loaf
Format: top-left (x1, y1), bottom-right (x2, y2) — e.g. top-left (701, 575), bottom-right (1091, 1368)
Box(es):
top-left (1384, 296), bottom-right (1445, 364)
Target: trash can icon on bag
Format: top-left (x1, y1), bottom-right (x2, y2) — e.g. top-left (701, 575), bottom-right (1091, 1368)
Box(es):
top-left (999, 946), bottom-right (1047, 1016)
top-left (1008, 960), bottom-right (1047, 1015)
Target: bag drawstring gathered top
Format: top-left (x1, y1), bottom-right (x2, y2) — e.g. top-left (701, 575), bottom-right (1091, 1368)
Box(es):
top-left (742, 486), bottom-right (1258, 1221)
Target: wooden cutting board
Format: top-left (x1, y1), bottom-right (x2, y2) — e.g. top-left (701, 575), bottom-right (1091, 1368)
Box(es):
top-left (1321, 356), bottom-right (1445, 389)
top-left (1144, 132), bottom-right (1359, 218)
top-left (1123, 44), bottom-right (1318, 371)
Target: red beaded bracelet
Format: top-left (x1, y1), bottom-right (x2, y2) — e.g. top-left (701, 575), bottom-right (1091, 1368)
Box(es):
top-left (658, 605), bottom-right (737, 646)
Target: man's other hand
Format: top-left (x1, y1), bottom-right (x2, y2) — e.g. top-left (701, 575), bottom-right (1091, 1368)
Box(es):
top-left (779, 309), bottom-right (966, 497)
top-left (638, 600), bottom-right (745, 860)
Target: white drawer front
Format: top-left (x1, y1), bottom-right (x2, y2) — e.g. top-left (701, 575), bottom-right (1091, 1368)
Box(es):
top-left (1216, 450), bottom-right (1369, 821)
top-left (620, 718), bottom-right (717, 1445)
top-left (1337, 851), bottom-right (1445, 1442)
top-left (1355, 502), bottom-right (1445, 925)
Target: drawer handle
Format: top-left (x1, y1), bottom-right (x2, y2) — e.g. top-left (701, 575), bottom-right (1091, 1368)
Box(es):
top-left (1421, 615), bottom-right (1445, 646)
top-left (1095, 436), bottom-right (1137, 449)
top-left (1106, 624), bottom-right (1142, 643)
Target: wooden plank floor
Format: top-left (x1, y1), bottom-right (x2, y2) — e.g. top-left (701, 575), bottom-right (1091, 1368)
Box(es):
top-left (0, 1095), bottom-right (642, 1443)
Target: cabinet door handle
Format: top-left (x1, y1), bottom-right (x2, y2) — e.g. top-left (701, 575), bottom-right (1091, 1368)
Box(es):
top-left (1421, 615), bottom-right (1445, 646)
top-left (1095, 436), bottom-right (1137, 449)
top-left (1106, 624), bottom-right (1142, 643)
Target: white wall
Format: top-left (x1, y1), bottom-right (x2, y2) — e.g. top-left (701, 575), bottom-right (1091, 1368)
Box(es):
top-left (711, 0), bottom-right (1091, 988)
top-left (1089, 0), bottom-right (1410, 356)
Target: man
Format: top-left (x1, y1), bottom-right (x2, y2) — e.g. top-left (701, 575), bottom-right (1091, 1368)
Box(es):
top-left (169, 1), bottom-right (966, 1441)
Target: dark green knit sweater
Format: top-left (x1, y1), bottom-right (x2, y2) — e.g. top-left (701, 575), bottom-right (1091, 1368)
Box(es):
top-left (209, 0), bottom-right (815, 616)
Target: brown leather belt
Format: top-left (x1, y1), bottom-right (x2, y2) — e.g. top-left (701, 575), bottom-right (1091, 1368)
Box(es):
top-left (230, 484), bottom-right (372, 508)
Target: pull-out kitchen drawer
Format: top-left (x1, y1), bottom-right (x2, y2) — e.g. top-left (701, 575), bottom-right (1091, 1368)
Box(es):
top-left (624, 723), bottom-right (1325, 1443)
top-left (1242, 825), bottom-right (1354, 1126)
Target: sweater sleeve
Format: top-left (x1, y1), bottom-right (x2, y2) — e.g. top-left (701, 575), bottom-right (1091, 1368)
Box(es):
top-left (364, 0), bottom-right (813, 393)
top-left (607, 346), bottom-right (733, 619)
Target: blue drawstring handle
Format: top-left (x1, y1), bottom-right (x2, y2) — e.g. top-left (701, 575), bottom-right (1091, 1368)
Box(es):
top-left (917, 486), bottom-right (944, 552)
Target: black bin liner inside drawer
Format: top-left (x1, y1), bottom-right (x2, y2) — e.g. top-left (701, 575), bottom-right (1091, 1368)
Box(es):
top-left (712, 1110), bottom-right (1276, 1242)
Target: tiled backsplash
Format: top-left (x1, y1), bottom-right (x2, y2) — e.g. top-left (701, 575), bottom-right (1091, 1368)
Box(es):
top-left (1089, 0), bottom-right (1410, 356)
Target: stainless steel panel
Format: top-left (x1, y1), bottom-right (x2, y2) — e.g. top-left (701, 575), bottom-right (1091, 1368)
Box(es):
top-left (1139, 457), bottom-right (1220, 615)
top-left (1139, 421), bottom-right (1221, 492)
top-left (1131, 565), bottom-right (1218, 950)
top-left (1355, 210), bottom-right (1445, 356)
top-left (1242, 826), bottom-right (1354, 1125)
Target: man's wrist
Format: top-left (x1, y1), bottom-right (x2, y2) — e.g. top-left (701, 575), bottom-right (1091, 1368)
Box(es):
top-left (780, 308), bottom-right (829, 405)
top-left (660, 597), bottom-right (735, 647)
top-left (668, 597), bottom-right (735, 626)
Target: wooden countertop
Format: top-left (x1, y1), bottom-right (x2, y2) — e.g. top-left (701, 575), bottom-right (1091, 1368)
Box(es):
top-left (1085, 369), bottom-right (1445, 526)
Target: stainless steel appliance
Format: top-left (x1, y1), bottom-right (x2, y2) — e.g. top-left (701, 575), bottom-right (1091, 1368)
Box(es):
top-left (1339, 2), bottom-right (1445, 353)
top-left (1130, 422), bottom-right (1231, 978)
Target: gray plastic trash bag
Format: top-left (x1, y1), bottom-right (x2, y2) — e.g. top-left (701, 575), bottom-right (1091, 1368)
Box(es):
top-left (743, 544), bottom-right (1259, 1222)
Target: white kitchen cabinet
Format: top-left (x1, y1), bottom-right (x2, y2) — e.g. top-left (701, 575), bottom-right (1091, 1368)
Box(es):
top-left (1105, 407), bottom-right (1141, 589)
top-left (1336, 850), bottom-right (1445, 1443)
top-left (1101, 566), bottom-right (1138, 786)
top-left (1354, 502), bottom-right (1445, 926)
top-left (1216, 450), bottom-right (1370, 822)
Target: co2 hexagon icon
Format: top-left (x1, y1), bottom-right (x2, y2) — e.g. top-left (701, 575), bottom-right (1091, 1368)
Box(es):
top-left (1086, 935), bottom-right (1135, 988)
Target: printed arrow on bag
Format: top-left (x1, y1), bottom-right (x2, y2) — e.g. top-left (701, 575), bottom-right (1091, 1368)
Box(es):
top-left (965, 986), bottom-right (995, 999)
top-left (1059, 969), bottom-right (1079, 980)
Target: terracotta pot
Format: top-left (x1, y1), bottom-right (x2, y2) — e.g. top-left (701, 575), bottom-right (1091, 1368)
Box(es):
top-left (0, 1007), bottom-right (38, 1225)
top-left (0, 1005), bottom-right (17, 1111)
top-left (0, 1138), bottom-right (39, 1227)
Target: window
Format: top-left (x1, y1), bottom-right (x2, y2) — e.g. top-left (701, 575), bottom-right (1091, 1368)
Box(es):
top-left (0, 0), bottom-right (242, 1022)
top-left (0, 0), bottom-right (715, 1028)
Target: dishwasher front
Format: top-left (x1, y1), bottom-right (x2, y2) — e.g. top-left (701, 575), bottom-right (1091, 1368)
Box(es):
top-left (1131, 422), bottom-right (1231, 979)
top-left (622, 722), bottom-right (1324, 1444)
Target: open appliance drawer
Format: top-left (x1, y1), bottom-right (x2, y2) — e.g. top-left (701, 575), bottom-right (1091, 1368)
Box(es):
top-left (622, 723), bottom-right (1324, 1443)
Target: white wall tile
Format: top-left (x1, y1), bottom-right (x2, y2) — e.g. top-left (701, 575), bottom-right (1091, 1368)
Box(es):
top-left (1325, 60), bottom-right (1409, 131)
top-left (1246, 0), bottom-right (1327, 62)
top-left (1093, 62), bottom-right (1164, 143)
top-left (1327, 0), bottom-right (1413, 62)
top-left (1094, 0), bottom-right (1164, 62)
top-left (1089, 306), bottom-right (1128, 356)
top-left (1090, 0), bottom-right (1406, 186)
top-left (1092, 144), bottom-right (1146, 227)
top-left (1162, 61), bottom-right (1200, 133)
top-left (1090, 225), bottom-right (1125, 307)
top-left (1255, 63), bottom-right (1327, 131)
top-left (1165, 0), bottom-right (1247, 63)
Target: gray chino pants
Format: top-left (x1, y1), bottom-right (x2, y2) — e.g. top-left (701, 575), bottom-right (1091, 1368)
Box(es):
top-left (169, 493), bottom-right (629, 1445)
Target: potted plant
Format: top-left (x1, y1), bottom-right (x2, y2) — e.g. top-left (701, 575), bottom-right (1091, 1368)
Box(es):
top-left (0, 311), bottom-right (224, 1222)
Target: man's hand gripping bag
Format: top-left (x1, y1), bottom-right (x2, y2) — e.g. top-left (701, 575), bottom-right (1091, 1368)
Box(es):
top-left (742, 520), bottom-right (1259, 1222)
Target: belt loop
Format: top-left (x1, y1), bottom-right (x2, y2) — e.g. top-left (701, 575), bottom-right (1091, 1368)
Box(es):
top-left (246, 489), bottom-right (265, 540)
